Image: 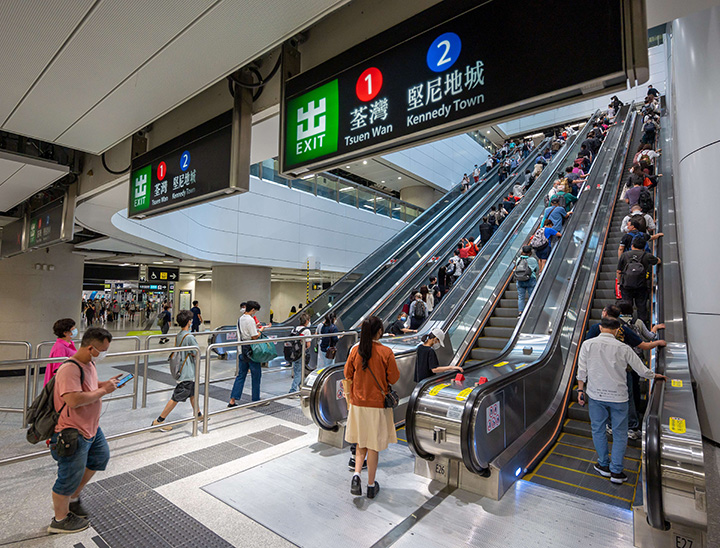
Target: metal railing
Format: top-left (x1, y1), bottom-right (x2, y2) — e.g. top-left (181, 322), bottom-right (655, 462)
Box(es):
top-left (0, 340), bottom-right (32, 360)
top-left (201, 330), bottom-right (359, 433)
top-left (34, 336), bottom-right (141, 408)
top-left (0, 345), bottom-right (201, 467)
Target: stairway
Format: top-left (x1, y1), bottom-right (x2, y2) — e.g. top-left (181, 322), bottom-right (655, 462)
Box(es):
top-left (466, 280), bottom-right (518, 364)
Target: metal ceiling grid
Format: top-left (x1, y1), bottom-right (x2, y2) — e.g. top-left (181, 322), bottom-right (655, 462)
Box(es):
top-left (2, 0), bottom-right (348, 154)
top-left (4, 0), bottom-right (215, 144)
top-left (0, 0), bottom-right (95, 126)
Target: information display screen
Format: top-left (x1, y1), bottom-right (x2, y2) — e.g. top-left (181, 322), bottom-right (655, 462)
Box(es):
top-left (129, 112), bottom-right (233, 219)
top-left (282, 0), bottom-right (632, 175)
top-left (28, 198), bottom-right (64, 248)
top-left (0, 217), bottom-right (25, 258)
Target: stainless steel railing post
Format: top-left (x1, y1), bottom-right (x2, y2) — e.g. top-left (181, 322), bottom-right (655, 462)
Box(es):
top-left (141, 336), bottom-right (151, 408)
top-left (131, 336), bottom-right (140, 409)
top-left (22, 364), bottom-right (30, 428)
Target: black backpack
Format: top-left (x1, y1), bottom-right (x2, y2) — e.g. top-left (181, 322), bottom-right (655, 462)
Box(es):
top-left (622, 253), bottom-right (648, 289)
top-left (26, 359), bottom-right (83, 444)
top-left (283, 325), bottom-right (307, 363)
top-left (638, 188), bottom-right (654, 214)
top-left (413, 299), bottom-right (427, 319)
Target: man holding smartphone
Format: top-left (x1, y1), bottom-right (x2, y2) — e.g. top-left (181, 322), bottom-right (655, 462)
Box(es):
top-left (576, 317), bottom-right (666, 485)
top-left (48, 327), bottom-right (120, 534)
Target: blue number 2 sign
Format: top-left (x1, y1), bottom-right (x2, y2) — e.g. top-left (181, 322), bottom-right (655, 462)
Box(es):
top-left (180, 150), bottom-right (191, 172)
top-left (427, 32), bottom-right (462, 73)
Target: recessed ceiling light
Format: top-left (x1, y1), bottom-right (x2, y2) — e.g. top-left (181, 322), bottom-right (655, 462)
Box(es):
top-left (398, 176), bottom-right (402, 180)
top-left (346, 165), bottom-right (351, 169)
top-left (363, 160), bottom-right (368, 165)
top-left (486, 130), bottom-right (491, 134)
top-left (381, 180), bottom-right (385, 183)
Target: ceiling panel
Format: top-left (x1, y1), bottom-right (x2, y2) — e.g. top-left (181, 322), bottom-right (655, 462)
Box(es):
top-left (1, 0), bottom-right (348, 154)
top-left (5, 0), bottom-right (215, 142)
top-left (0, 153), bottom-right (69, 211)
top-left (0, 0), bottom-right (95, 125)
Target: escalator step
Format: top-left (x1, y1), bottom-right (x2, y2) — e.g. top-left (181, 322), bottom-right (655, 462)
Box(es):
top-left (507, 283), bottom-right (517, 291)
top-left (593, 289), bottom-right (616, 300)
top-left (471, 347), bottom-right (501, 361)
top-left (567, 402), bottom-right (590, 422)
top-left (482, 326), bottom-right (515, 338)
top-left (598, 272), bottom-right (616, 280)
top-left (488, 317), bottom-right (517, 328)
top-left (505, 290), bottom-right (519, 299)
top-left (594, 298), bottom-right (616, 308)
top-left (499, 299), bottom-right (518, 308)
top-left (590, 310), bottom-right (603, 320)
top-left (564, 419), bottom-right (592, 438)
top-left (596, 280), bottom-right (616, 289)
top-left (476, 336), bottom-right (507, 349)
top-left (495, 308), bottom-right (519, 317)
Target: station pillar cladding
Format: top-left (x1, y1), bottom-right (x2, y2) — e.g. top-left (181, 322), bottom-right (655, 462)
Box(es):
top-left (400, 185), bottom-right (439, 210)
top-left (211, 265), bottom-right (272, 326)
top-left (0, 244), bottom-right (83, 353)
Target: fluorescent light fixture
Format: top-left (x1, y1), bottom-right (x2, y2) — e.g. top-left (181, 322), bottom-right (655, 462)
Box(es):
top-left (152, 261), bottom-right (164, 264)
top-left (300, 173), bottom-right (314, 180)
top-left (392, 206), bottom-right (402, 211)
top-left (197, 278), bottom-right (212, 282)
top-left (363, 204), bottom-right (374, 210)
top-left (339, 186), bottom-right (354, 192)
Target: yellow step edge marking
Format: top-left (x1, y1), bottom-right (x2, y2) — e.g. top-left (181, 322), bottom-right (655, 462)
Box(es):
top-left (555, 441), bottom-right (642, 463)
top-left (532, 474), bottom-right (633, 503)
top-left (397, 438), bottom-right (407, 443)
top-left (493, 361), bottom-right (509, 368)
top-left (525, 438), bottom-right (556, 481)
top-left (553, 450), bottom-right (640, 472)
top-left (541, 462), bottom-right (639, 488)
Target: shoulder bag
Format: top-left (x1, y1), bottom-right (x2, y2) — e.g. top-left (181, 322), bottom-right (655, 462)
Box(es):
top-left (366, 363), bottom-right (399, 409)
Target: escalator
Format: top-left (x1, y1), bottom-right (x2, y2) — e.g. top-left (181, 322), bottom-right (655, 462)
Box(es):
top-left (523, 120), bottom-right (645, 509)
top-left (466, 278), bottom-right (520, 363)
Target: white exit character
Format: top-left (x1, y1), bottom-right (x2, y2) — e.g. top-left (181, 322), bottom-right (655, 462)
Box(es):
top-left (297, 98), bottom-right (326, 140)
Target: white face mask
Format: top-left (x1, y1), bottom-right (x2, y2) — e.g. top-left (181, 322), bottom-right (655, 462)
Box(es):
top-left (71, 327), bottom-right (79, 338)
top-left (94, 349), bottom-right (108, 362)
top-left (432, 342), bottom-right (442, 350)
top-left (240, 307), bottom-right (246, 314)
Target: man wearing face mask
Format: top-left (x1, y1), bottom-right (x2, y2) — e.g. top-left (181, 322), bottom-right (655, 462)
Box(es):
top-left (414, 328), bottom-right (463, 382)
top-left (48, 327), bottom-right (120, 534)
top-left (388, 313), bottom-right (417, 337)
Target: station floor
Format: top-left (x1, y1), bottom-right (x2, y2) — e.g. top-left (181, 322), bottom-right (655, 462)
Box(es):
top-left (1, 323), bottom-right (719, 547)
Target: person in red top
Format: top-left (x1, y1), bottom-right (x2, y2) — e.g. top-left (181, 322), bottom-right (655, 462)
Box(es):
top-left (48, 327), bottom-right (120, 534)
top-left (45, 318), bottom-right (78, 386)
top-left (462, 237), bottom-right (479, 264)
top-left (344, 316), bottom-right (400, 499)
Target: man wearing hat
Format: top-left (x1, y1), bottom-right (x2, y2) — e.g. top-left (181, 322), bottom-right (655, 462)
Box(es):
top-left (414, 328), bottom-right (463, 382)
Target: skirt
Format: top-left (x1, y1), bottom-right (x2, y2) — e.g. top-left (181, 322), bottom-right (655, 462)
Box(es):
top-left (345, 405), bottom-right (397, 452)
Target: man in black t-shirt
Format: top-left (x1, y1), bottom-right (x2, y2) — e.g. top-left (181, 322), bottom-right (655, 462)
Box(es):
top-left (617, 237), bottom-right (660, 325)
top-left (479, 216), bottom-right (494, 246)
top-left (388, 313), bottom-right (416, 337)
top-left (190, 300), bottom-right (203, 332)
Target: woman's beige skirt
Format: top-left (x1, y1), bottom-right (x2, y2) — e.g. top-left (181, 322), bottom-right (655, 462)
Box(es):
top-left (345, 405), bottom-right (397, 452)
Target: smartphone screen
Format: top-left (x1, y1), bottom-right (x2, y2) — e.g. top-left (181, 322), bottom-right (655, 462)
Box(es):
top-left (117, 373), bottom-right (133, 388)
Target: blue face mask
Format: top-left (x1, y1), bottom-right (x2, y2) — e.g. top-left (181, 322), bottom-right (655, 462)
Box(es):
top-left (71, 327), bottom-right (79, 338)
top-left (401, 316), bottom-right (407, 322)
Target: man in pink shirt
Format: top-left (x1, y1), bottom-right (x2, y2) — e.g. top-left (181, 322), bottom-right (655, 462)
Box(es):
top-left (48, 328), bottom-right (120, 534)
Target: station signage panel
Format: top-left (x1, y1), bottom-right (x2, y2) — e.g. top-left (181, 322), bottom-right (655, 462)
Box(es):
top-left (129, 111), bottom-right (241, 219)
top-left (281, 0), bottom-right (642, 176)
top-left (147, 266), bottom-right (179, 284)
top-left (0, 217), bottom-right (25, 258)
top-left (28, 198), bottom-right (64, 248)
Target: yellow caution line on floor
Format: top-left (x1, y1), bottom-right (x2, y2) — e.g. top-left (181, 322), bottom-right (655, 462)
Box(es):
top-left (552, 449), bottom-right (640, 472)
top-left (555, 440), bottom-right (642, 463)
top-left (540, 461), bottom-right (639, 488)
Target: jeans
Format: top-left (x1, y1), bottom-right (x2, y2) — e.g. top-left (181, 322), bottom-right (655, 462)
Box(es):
top-left (588, 398), bottom-right (629, 473)
top-left (231, 357), bottom-right (262, 401)
top-left (317, 351), bottom-right (336, 370)
top-left (50, 427), bottom-right (109, 495)
top-left (290, 359), bottom-right (303, 393)
top-left (517, 277), bottom-right (537, 313)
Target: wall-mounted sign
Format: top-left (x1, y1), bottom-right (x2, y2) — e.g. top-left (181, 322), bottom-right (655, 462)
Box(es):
top-left (0, 217), bottom-right (26, 258)
top-left (147, 266), bottom-right (179, 283)
top-left (281, 0), bottom-right (646, 176)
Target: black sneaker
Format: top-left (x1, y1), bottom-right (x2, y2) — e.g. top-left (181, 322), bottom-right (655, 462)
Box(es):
top-left (367, 481), bottom-right (380, 499)
top-left (48, 512), bottom-right (90, 534)
top-left (69, 498), bottom-right (88, 518)
top-left (611, 471), bottom-right (628, 484)
top-left (594, 463), bottom-right (611, 477)
top-left (350, 475), bottom-right (362, 496)
top-left (348, 457), bottom-right (368, 471)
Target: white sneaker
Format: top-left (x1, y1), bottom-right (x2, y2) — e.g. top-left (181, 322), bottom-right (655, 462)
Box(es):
top-left (628, 429), bottom-right (641, 440)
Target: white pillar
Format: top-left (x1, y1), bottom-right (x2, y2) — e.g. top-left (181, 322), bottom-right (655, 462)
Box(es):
top-left (211, 265), bottom-right (271, 326)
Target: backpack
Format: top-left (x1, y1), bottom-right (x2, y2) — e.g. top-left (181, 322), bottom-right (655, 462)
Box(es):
top-left (530, 227), bottom-right (549, 249)
top-left (515, 257), bottom-right (532, 282)
top-left (446, 261), bottom-right (455, 276)
top-left (157, 313), bottom-right (165, 327)
top-left (638, 188), bottom-right (654, 213)
top-left (26, 360), bottom-right (84, 444)
top-left (413, 299), bottom-right (427, 319)
top-left (643, 121), bottom-right (655, 133)
top-left (284, 325), bottom-right (307, 363)
top-left (621, 253), bottom-right (648, 289)
top-left (168, 333), bottom-right (190, 380)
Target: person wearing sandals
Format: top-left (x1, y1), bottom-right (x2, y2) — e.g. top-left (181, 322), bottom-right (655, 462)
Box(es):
top-left (344, 316), bottom-right (400, 499)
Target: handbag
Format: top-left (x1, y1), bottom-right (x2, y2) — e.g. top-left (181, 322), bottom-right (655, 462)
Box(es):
top-left (325, 347), bottom-right (337, 360)
top-left (366, 364), bottom-right (399, 409)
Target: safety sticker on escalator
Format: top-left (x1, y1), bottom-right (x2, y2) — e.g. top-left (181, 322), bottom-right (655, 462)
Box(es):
top-left (669, 417), bottom-right (686, 434)
top-left (493, 361), bottom-right (509, 368)
top-left (428, 383), bottom-right (451, 396)
top-left (456, 388), bottom-right (473, 401)
top-left (336, 380), bottom-right (344, 400)
top-left (671, 379), bottom-right (683, 388)
top-left (486, 402), bottom-right (501, 433)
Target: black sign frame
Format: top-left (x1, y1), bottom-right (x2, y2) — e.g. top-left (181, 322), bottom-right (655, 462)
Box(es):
top-left (280, 0), bottom-right (648, 176)
top-left (0, 216), bottom-right (26, 258)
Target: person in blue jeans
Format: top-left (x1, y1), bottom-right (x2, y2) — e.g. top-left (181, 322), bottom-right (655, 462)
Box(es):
top-left (577, 317), bottom-right (666, 484)
top-left (290, 313), bottom-right (312, 394)
top-left (228, 300), bottom-right (266, 407)
top-left (514, 246), bottom-right (539, 316)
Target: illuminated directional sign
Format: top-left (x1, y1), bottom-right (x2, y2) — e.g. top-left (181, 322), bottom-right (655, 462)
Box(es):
top-left (281, 0), bottom-right (646, 176)
top-left (129, 111), bottom-right (244, 219)
top-left (147, 266), bottom-right (179, 284)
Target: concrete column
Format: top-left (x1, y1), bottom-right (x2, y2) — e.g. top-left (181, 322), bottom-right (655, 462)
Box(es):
top-left (400, 185), bottom-right (441, 210)
top-left (211, 265), bottom-right (271, 325)
top-left (670, 8), bottom-right (720, 442)
top-left (0, 244), bottom-right (83, 352)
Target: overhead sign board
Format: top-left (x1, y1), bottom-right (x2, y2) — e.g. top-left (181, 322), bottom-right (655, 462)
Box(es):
top-left (147, 266), bottom-right (179, 283)
top-left (129, 109), bottom-right (248, 219)
top-left (281, 0), bottom-right (647, 176)
top-left (0, 217), bottom-right (26, 258)
top-left (27, 192), bottom-right (75, 250)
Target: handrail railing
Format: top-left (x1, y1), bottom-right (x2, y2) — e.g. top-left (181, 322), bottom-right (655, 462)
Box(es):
top-left (201, 330), bottom-right (359, 433)
top-left (0, 344), bottom-right (201, 467)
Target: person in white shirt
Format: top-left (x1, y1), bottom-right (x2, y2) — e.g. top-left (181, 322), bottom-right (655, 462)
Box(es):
top-left (577, 317), bottom-right (666, 484)
top-left (228, 300), bottom-right (266, 406)
top-left (620, 205), bottom-right (656, 234)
